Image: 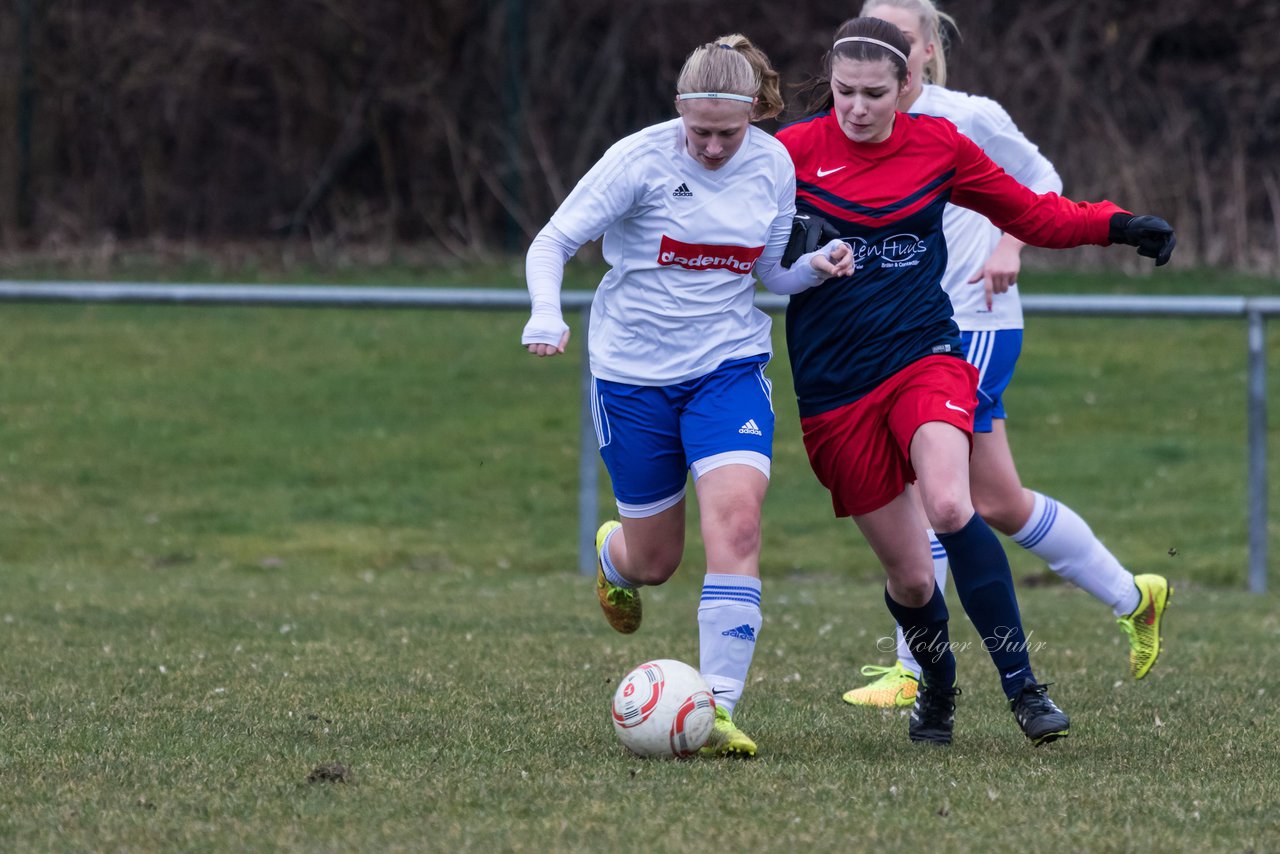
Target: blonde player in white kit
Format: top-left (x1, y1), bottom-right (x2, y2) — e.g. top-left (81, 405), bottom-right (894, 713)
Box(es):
top-left (841, 0), bottom-right (1172, 710)
top-left (522, 35), bottom-right (851, 757)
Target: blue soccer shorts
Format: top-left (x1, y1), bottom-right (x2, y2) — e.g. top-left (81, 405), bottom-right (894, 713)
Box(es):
top-left (961, 329), bottom-right (1022, 433)
top-left (592, 355), bottom-right (774, 518)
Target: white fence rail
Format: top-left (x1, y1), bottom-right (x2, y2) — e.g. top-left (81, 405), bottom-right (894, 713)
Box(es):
top-left (1, 281), bottom-right (1274, 592)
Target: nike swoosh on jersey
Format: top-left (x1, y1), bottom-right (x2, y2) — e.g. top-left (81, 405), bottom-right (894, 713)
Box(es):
top-left (945, 400), bottom-right (970, 415)
top-left (816, 165), bottom-right (847, 177)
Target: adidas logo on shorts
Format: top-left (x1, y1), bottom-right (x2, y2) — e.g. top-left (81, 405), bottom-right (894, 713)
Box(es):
top-left (738, 419), bottom-right (762, 436)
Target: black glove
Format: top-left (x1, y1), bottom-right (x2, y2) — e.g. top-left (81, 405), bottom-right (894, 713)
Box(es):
top-left (782, 213), bottom-right (843, 267)
top-left (1109, 213), bottom-right (1176, 266)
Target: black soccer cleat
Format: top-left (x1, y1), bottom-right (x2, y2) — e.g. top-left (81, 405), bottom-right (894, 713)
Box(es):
top-left (909, 682), bottom-right (961, 745)
top-left (1010, 678), bottom-right (1070, 746)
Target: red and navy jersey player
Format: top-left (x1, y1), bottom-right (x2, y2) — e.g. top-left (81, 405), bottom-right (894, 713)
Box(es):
top-left (772, 16), bottom-right (1175, 748)
top-left (778, 103), bottom-right (1120, 420)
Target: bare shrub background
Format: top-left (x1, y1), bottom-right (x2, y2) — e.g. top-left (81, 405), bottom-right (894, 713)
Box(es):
top-left (0, 0), bottom-right (1275, 270)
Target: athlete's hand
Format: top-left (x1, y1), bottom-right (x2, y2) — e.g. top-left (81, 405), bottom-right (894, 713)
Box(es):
top-left (967, 235), bottom-right (1024, 310)
top-left (1109, 213), bottom-right (1176, 266)
top-left (522, 313), bottom-right (571, 357)
top-left (783, 213), bottom-right (843, 267)
top-left (526, 331), bottom-right (569, 357)
top-left (810, 238), bottom-right (853, 279)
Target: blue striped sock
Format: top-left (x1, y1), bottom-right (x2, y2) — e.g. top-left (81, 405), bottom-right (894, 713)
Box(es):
top-left (698, 573), bottom-right (762, 715)
top-left (1014, 491), bottom-right (1139, 615)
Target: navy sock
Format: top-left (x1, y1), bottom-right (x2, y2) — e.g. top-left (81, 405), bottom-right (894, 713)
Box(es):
top-left (883, 584), bottom-right (956, 689)
top-left (936, 513), bottom-right (1035, 700)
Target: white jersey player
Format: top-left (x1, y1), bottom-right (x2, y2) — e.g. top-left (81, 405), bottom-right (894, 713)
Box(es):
top-left (842, 0), bottom-right (1172, 710)
top-left (911, 82), bottom-right (1060, 332)
top-left (521, 34), bottom-right (849, 758)
top-left (536, 114), bottom-right (794, 386)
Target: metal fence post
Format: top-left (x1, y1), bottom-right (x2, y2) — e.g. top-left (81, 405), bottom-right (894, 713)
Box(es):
top-left (1247, 309), bottom-right (1269, 593)
top-left (578, 304), bottom-right (597, 574)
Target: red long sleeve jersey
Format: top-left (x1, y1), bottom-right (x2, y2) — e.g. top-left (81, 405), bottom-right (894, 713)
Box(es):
top-left (775, 110), bottom-right (1124, 417)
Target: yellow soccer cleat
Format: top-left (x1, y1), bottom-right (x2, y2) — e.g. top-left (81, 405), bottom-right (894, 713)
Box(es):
top-left (699, 706), bottom-right (757, 758)
top-left (1117, 573), bottom-right (1172, 680)
top-left (841, 661), bottom-right (919, 708)
top-left (594, 521), bottom-right (641, 634)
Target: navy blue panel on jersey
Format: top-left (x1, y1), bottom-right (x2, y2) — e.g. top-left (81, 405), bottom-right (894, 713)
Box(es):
top-left (785, 190), bottom-right (963, 417)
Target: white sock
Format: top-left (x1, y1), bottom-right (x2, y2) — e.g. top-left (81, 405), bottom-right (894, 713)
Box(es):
top-left (599, 525), bottom-right (637, 589)
top-left (895, 530), bottom-right (948, 678)
top-left (1013, 491), bottom-right (1140, 615)
top-left (698, 573), bottom-right (762, 716)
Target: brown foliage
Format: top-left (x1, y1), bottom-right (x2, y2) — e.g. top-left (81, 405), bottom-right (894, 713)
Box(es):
top-left (0, 0), bottom-right (1275, 270)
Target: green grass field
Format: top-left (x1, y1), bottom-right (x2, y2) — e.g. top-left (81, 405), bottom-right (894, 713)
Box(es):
top-left (1, 264), bottom-right (1279, 851)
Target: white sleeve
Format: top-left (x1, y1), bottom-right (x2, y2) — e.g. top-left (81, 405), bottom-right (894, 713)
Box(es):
top-left (753, 168), bottom-right (841, 295)
top-left (548, 139), bottom-right (642, 246)
top-left (522, 139), bottom-right (642, 347)
top-left (752, 166), bottom-right (824, 297)
top-left (521, 223), bottom-right (579, 346)
top-left (755, 233), bottom-right (840, 295)
top-left (969, 98), bottom-right (1063, 195)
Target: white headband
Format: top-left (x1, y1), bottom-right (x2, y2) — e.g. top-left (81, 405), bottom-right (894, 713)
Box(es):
top-left (677, 92), bottom-right (755, 103)
top-left (832, 36), bottom-right (908, 66)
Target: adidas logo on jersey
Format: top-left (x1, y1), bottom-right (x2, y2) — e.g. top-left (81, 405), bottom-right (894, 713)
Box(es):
top-left (738, 419), bottom-right (762, 436)
top-left (672, 182), bottom-right (693, 197)
top-left (721, 623), bottom-right (757, 642)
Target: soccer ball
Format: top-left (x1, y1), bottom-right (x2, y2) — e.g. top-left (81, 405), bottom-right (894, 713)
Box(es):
top-left (611, 658), bottom-right (716, 758)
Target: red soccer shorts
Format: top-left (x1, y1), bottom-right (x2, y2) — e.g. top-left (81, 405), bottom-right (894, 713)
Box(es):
top-left (800, 355), bottom-right (979, 517)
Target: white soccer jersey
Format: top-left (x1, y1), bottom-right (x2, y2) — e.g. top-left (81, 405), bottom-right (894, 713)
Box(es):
top-left (548, 117), bottom-right (795, 385)
top-left (910, 85), bottom-right (1063, 331)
